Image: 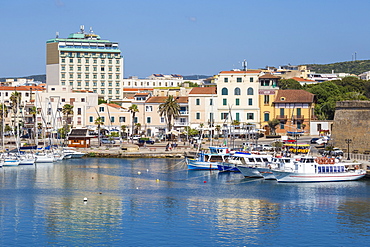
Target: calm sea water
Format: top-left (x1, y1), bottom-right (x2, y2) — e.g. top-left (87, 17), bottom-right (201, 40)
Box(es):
top-left (0, 158), bottom-right (369, 246)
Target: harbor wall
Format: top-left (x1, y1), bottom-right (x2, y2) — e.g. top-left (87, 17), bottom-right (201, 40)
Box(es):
top-left (332, 101), bottom-right (370, 154)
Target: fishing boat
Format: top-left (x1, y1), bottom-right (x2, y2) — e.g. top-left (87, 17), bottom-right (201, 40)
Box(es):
top-left (236, 153), bottom-right (273, 178)
top-left (1, 153), bottom-right (20, 166)
top-left (256, 156), bottom-right (297, 180)
top-left (62, 147), bottom-right (85, 158)
top-left (271, 157), bottom-right (366, 183)
top-left (186, 146), bottom-right (231, 170)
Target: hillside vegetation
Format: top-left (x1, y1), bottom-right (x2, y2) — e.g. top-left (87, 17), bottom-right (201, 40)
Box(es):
top-left (305, 60), bottom-right (370, 75)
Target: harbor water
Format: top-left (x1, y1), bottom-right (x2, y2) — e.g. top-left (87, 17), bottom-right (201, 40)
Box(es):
top-left (0, 158), bottom-right (369, 246)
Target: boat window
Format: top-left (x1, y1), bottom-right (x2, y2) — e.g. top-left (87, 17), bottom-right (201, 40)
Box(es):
top-left (333, 166), bottom-right (337, 172)
top-left (329, 166), bottom-right (333, 173)
top-left (262, 158), bottom-right (269, 162)
top-left (255, 158), bottom-right (262, 162)
top-left (325, 166), bottom-right (329, 173)
top-left (248, 158), bottom-right (255, 162)
top-left (318, 166), bottom-right (322, 173)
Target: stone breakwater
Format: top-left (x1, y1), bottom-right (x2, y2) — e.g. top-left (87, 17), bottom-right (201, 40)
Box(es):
top-left (85, 150), bottom-right (185, 159)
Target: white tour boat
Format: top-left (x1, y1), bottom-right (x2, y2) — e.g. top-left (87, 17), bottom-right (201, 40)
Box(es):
top-left (271, 157), bottom-right (366, 183)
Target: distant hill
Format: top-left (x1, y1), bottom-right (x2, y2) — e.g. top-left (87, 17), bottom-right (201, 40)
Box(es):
top-left (0, 74), bottom-right (46, 83)
top-left (304, 60), bottom-right (370, 75)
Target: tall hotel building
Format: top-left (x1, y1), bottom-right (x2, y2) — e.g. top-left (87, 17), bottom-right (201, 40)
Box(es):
top-left (46, 26), bottom-right (123, 100)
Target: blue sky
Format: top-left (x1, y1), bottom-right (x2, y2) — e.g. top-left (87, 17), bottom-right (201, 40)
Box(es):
top-left (1, 0), bottom-right (370, 78)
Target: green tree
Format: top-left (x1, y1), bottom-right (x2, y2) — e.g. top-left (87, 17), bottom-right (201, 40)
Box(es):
top-left (0, 103), bottom-right (8, 143)
top-left (128, 104), bottom-right (139, 143)
top-left (121, 125), bottom-right (127, 139)
top-left (267, 119), bottom-right (280, 135)
top-left (29, 106), bottom-right (37, 141)
top-left (94, 116), bottom-right (104, 146)
top-left (10, 91), bottom-right (21, 133)
top-left (278, 79), bottom-right (303, 90)
top-left (158, 95), bottom-right (180, 140)
top-left (62, 104), bottom-right (74, 145)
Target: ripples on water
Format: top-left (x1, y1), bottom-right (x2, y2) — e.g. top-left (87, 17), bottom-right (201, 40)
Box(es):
top-left (0, 158), bottom-right (369, 246)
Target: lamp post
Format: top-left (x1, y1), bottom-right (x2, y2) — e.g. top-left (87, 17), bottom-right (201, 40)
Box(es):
top-left (345, 138), bottom-right (352, 160)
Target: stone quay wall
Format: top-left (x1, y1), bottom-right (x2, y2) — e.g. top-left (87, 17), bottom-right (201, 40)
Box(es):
top-left (332, 101), bottom-right (370, 154)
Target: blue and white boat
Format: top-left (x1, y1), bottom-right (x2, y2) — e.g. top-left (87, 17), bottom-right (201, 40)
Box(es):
top-left (217, 151), bottom-right (251, 172)
top-left (186, 146), bottom-right (231, 170)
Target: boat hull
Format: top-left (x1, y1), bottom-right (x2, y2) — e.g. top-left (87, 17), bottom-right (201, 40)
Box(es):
top-left (256, 167), bottom-right (276, 180)
top-left (236, 165), bottom-right (264, 178)
top-left (273, 170), bottom-right (366, 183)
top-left (186, 158), bottom-right (219, 170)
top-left (217, 163), bottom-right (240, 172)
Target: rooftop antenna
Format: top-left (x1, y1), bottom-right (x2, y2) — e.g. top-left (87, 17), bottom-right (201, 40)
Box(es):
top-left (89, 27), bottom-right (94, 34)
top-left (56, 32), bottom-right (59, 38)
top-left (80, 25), bottom-right (85, 33)
top-left (242, 59), bottom-right (247, 71)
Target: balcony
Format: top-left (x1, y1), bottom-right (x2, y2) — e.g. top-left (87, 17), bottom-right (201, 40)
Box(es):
top-left (174, 122), bottom-right (189, 126)
top-left (293, 115), bottom-right (304, 120)
top-left (179, 111), bottom-right (188, 115)
top-left (276, 115), bottom-right (287, 121)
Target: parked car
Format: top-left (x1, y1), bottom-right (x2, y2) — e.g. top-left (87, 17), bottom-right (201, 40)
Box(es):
top-left (101, 138), bottom-right (115, 144)
top-left (310, 137), bottom-right (320, 144)
top-left (138, 138), bottom-right (155, 145)
top-left (132, 135), bottom-right (141, 141)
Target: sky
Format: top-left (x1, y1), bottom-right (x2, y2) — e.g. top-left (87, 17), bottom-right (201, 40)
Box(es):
top-left (1, 0), bottom-right (370, 79)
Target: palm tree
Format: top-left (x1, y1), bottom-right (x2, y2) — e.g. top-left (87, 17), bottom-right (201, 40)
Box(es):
top-left (134, 123), bottom-right (142, 135)
top-left (128, 104), bottom-right (139, 143)
top-left (29, 106), bottom-right (37, 141)
top-left (267, 119), bottom-right (280, 136)
top-left (120, 125), bottom-right (127, 140)
top-left (94, 116), bottom-right (104, 146)
top-left (158, 95), bottom-right (180, 141)
top-left (10, 91), bottom-right (21, 135)
top-left (62, 104), bottom-right (74, 145)
top-left (0, 103), bottom-right (8, 145)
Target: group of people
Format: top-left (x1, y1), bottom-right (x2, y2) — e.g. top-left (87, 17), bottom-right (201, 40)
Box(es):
top-left (165, 142), bottom-right (177, 151)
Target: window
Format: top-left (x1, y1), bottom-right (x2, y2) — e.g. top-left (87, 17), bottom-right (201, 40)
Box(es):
top-left (235, 98), bottom-right (240, 105)
top-left (224, 78), bottom-right (228, 82)
top-left (110, 116), bottom-right (115, 123)
top-left (221, 112), bottom-right (229, 120)
top-left (280, 108), bottom-right (285, 116)
top-left (248, 98), bottom-right (253, 105)
top-left (297, 122), bottom-right (302, 129)
top-left (247, 113), bottom-right (254, 120)
top-left (146, 106), bottom-right (153, 112)
top-left (223, 99), bottom-right (227, 106)
top-left (77, 108), bottom-right (82, 115)
top-left (264, 113), bottom-right (270, 122)
top-left (101, 116), bottom-right (105, 122)
top-left (264, 95), bottom-right (270, 104)
top-left (119, 117), bottom-right (126, 122)
top-left (236, 112), bottom-right (240, 121)
top-left (134, 117), bottom-right (138, 123)
top-left (196, 98), bottom-right (200, 105)
top-left (61, 98), bottom-right (65, 102)
top-left (89, 116), bottom-right (93, 122)
top-left (280, 123), bottom-right (285, 129)
top-left (247, 87), bottom-right (254, 95)
top-left (234, 87), bottom-right (241, 95)
top-left (221, 87), bottom-right (228, 95)
top-left (147, 117), bottom-right (151, 123)
top-left (237, 77), bottom-right (242, 83)
top-left (99, 106), bottom-right (104, 112)
top-left (210, 99), bottom-right (213, 105)
top-left (160, 117), bottom-right (165, 123)
top-left (297, 108), bottom-right (302, 117)
top-left (317, 124), bottom-right (322, 131)
top-left (196, 112), bottom-right (200, 119)
top-left (250, 77), bottom-right (254, 82)
top-left (81, 98), bottom-right (85, 102)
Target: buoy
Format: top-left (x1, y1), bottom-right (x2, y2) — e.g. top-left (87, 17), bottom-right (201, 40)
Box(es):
top-left (156, 179), bottom-right (160, 182)
top-left (83, 197), bottom-right (87, 201)
top-left (136, 187), bottom-right (139, 189)
top-left (92, 177), bottom-right (94, 179)
top-left (99, 192), bottom-right (102, 194)
top-left (204, 181), bottom-right (207, 183)
top-left (138, 171), bottom-right (141, 175)
top-left (147, 169), bottom-right (149, 172)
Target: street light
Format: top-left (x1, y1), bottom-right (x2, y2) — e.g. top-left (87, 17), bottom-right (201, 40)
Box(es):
top-left (345, 139), bottom-right (352, 160)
